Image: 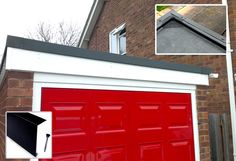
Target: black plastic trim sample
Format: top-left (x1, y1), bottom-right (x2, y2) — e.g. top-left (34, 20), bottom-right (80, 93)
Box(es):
top-left (1, 35), bottom-right (212, 75)
top-left (7, 112), bottom-right (46, 157)
top-left (156, 10), bottom-right (226, 52)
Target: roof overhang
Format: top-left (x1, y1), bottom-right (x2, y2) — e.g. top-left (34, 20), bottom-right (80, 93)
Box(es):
top-left (78, 0), bottom-right (105, 48)
top-left (1, 36), bottom-right (211, 86)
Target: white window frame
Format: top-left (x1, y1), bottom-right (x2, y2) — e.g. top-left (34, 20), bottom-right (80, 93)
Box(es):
top-left (109, 23), bottom-right (126, 55)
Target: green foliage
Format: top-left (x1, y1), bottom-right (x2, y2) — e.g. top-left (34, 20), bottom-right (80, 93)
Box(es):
top-left (156, 6), bottom-right (168, 12)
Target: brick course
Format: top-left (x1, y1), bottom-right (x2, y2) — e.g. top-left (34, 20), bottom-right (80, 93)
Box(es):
top-left (87, 0), bottom-right (236, 160)
top-left (0, 71), bottom-right (33, 161)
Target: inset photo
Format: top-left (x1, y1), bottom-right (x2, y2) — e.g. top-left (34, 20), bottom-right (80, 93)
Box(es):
top-left (6, 111), bottom-right (52, 159)
top-left (155, 5), bottom-right (226, 55)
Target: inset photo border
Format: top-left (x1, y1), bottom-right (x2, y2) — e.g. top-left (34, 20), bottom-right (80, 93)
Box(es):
top-left (155, 4), bottom-right (227, 55)
top-left (6, 111), bottom-right (52, 159)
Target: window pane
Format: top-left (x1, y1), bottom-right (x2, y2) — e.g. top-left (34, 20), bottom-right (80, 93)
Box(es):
top-left (110, 34), bottom-right (117, 53)
top-left (119, 34), bottom-right (126, 54)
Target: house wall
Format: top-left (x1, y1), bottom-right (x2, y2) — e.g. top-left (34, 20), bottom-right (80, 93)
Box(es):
top-left (0, 71), bottom-right (33, 161)
top-left (87, 0), bottom-right (235, 161)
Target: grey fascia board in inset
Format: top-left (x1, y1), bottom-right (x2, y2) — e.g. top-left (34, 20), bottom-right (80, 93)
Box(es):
top-left (3, 35), bottom-right (212, 75)
top-left (156, 10), bottom-right (226, 48)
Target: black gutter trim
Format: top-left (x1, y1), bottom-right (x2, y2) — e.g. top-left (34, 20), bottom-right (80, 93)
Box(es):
top-left (156, 10), bottom-right (226, 49)
top-left (2, 35), bottom-right (212, 75)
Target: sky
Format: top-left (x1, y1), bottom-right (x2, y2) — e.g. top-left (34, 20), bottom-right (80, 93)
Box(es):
top-left (0, 0), bottom-right (93, 60)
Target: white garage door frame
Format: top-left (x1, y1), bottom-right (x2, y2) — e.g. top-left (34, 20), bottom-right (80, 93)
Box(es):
top-left (31, 72), bottom-right (200, 161)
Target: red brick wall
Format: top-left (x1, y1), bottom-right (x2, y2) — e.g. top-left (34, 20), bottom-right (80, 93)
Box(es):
top-left (0, 71), bottom-right (33, 161)
top-left (87, 0), bottom-right (235, 161)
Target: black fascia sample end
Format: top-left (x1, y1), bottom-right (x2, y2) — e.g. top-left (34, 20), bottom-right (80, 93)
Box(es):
top-left (7, 112), bottom-right (46, 157)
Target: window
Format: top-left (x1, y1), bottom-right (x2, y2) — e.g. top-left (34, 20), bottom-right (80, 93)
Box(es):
top-left (109, 24), bottom-right (126, 55)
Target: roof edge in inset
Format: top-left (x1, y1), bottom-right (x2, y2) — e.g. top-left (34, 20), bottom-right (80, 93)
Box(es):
top-left (156, 10), bottom-right (226, 49)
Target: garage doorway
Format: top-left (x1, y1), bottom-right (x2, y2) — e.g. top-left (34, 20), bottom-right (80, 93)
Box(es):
top-left (40, 88), bottom-right (195, 161)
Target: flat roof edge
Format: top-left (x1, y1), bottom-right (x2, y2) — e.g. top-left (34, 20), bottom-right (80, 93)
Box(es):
top-left (5, 35), bottom-right (212, 75)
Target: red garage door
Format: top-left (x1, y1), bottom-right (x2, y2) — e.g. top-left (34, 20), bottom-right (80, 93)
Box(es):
top-left (40, 88), bottom-right (195, 161)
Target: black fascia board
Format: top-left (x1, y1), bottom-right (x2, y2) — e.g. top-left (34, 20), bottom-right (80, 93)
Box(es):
top-left (7, 112), bottom-right (46, 157)
top-left (1, 35), bottom-right (212, 75)
top-left (156, 10), bottom-right (226, 49)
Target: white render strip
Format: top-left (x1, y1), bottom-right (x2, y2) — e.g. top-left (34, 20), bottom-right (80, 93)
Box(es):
top-left (34, 72), bottom-right (196, 91)
top-left (6, 47), bottom-right (209, 86)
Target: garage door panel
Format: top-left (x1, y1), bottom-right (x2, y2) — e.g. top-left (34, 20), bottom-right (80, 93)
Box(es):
top-left (93, 103), bottom-right (128, 150)
top-left (167, 104), bottom-right (190, 126)
top-left (136, 128), bottom-right (164, 142)
top-left (51, 103), bottom-right (88, 134)
top-left (140, 143), bottom-right (163, 161)
top-left (94, 132), bottom-right (127, 147)
top-left (95, 147), bottom-right (126, 161)
top-left (166, 103), bottom-right (193, 141)
top-left (53, 133), bottom-right (89, 154)
top-left (94, 103), bottom-right (127, 132)
top-left (41, 88), bottom-right (91, 156)
top-left (50, 103), bottom-right (90, 154)
top-left (167, 140), bottom-right (193, 161)
top-left (135, 102), bottom-right (165, 148)
top-left (167, 126), bottom-right (193, 139)
top-left (136, 104), bottom-right (163, 129)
